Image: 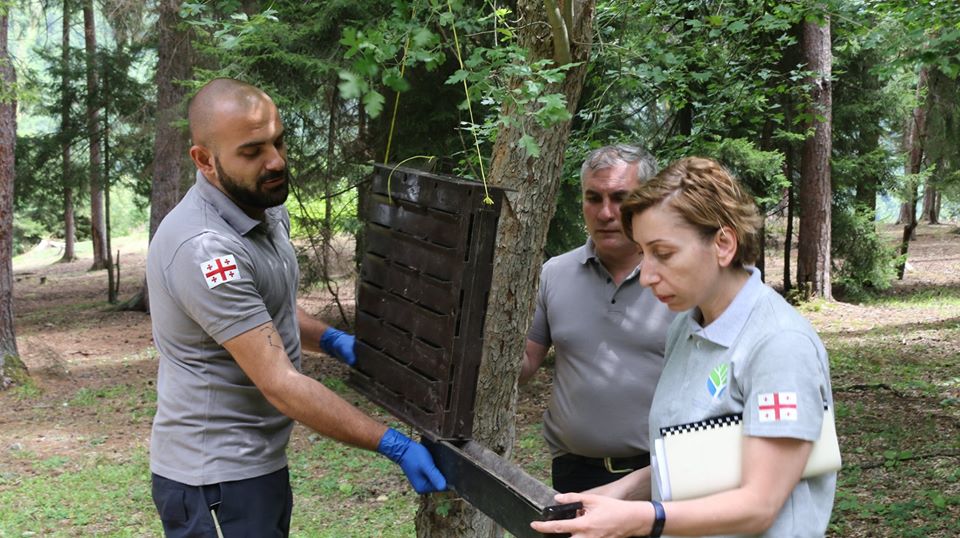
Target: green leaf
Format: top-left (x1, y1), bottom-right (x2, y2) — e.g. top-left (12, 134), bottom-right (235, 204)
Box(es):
top-left (363, 90), bottom-right (386, 118)
top-left (728, 20), bottom-right (748, 34)
top-left (518, 134), bottom-right (540, 158)
top-left (709, 363), bottom-right (729, 387)
top-left (337, 71), bottom-right (364, 99)
top-left (382, 68), bottom-right (410, 93)
top-left (411, 28), bottom-right (435, 48)
top-left (446, 69), bottom-right (469, 85)
top-left (691, 71), bottom-right (712, 82)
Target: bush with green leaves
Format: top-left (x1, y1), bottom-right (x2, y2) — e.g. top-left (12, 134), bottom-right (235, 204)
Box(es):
top-left (831, 207), bottom-right (898, 298)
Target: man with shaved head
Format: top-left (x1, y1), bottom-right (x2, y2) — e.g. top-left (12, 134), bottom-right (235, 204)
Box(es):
top-left (147, 78), bottom-right (445, 537)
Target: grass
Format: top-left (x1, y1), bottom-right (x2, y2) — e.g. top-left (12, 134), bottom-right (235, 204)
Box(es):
top-left (0, 449), bottom-right (159, 537)
top-left (815, 282), bottom-right (960, 537)
top-left (4, 229), bottom-right (958, 536)
top-left (12, 231), bottom-right (148, 271)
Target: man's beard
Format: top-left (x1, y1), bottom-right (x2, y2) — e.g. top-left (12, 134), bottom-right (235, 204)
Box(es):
top-left (215, 157), bottom-right (289, 210)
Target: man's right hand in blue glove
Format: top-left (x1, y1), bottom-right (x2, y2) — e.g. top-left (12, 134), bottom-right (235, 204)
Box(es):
top-left (377, 427), bottom-right (447, 494)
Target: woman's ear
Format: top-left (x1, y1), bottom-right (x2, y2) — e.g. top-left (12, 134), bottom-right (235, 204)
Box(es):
top-left (715, 226), bottom-right (738, 268)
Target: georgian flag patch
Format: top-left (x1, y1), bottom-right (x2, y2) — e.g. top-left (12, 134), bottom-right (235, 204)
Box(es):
top-left (758, 392), bottom-right (798, 422)
top-left (201, 255), bottom-right (241, 288)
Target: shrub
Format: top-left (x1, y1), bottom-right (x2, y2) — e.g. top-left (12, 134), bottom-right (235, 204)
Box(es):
top-left (831, 207), bottom-right (898, 298)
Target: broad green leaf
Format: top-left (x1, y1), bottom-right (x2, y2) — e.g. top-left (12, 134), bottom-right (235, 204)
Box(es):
top-left (728, 20), bottom-right (749, 34)
top-left (518, 134), bottom-right (540, 158)
top-left (382, 68), bottom-right (410, 93)
top-left (363, 90), bottom-right (386, 119)
top-left (412, 28), bottom-right (435, 48)
top-left (446, 69), bottom-right (470, 85)
top-left (337, 71), bottom-right (363, 99)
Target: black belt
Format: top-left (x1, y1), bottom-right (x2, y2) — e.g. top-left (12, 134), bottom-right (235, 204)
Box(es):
top-left (556, 451), bottom-right (650, 474)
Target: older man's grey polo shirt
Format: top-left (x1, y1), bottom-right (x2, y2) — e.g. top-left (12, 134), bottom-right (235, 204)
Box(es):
top-left (650, 268), bottom-right (836, 537)
top-left (528, 239), bottom-right (676, 458)
top-left (147, 172), bottom-right (300, 486)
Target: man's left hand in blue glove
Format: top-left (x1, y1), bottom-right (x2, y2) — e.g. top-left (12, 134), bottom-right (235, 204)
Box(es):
top-left (320, 327), bottom-right (356, 367)
top-left (377, 428), bottom-right (447, 494)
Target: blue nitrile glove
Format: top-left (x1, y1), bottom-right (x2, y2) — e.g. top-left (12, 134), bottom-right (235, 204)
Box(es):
top-left (319, 327), bottom-right (356, 366)
top-left (377, 428), bottom-right (447, 494)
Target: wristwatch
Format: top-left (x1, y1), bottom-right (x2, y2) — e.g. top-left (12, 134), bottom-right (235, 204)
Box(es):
top-left (649, 500), bottom-right (666, 538)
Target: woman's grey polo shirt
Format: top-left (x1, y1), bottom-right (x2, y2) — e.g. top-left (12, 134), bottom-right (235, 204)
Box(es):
top-left (650, 268), bottom-right (836, 537)
top-left (146, 173), bottom-right (300, 486)
top-left (528, 239), bottom-right (676, 458)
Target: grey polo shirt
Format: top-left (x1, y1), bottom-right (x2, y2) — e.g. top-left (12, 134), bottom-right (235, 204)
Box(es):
top-left (650, 268), bottom-right (836, 537)
top-left (528, 239), bottom-right (676, 458)
top-left (147, 172), bottom-right (301, 486)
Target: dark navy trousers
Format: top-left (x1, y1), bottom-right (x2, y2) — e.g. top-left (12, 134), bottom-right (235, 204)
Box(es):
top-left (152, 467), bottom-right (293, 537)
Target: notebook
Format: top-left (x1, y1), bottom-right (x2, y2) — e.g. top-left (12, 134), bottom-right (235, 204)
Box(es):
top-left (654, 407), bottom-right (841, 501)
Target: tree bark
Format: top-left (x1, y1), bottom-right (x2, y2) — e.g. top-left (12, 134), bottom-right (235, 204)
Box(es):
top-left (897, 67), bottom-right (928, 279)
top-left (783, 162), bottom-right (794, 293)
top-left (123, 0), bottom-right (193, 312)
top-left (415, 1), bottom-right (596, 536)
top-left (84, 0), bottom-right (108, 271)
top-left (921, 182), bottom-right (939, 224)
top-left (855, 131), bottom-right (880, 221)
top-left (796, 13), bottom-right (833, 300)
top-left (60, 0), bottom-right (76, 262)
top-left (0, 10), bottom-right (22, 388)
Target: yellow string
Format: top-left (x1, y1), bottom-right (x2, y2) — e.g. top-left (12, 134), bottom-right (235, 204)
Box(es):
top-left (386, 155), bottom-right (439, 204)
top-left (382, 1), bottom-right (494, 206)
top-left (383, 5), bottom-right (416, 166)
top-left (446, 0), bottom-right (493, 205)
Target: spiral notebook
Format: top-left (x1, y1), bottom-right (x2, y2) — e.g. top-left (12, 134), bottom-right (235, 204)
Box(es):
top-left (653, 407), bottom-right (841, 501)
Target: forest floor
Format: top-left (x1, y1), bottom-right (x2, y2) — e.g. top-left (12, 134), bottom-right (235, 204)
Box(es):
top-left (1, 223), bottom-right (959, 536)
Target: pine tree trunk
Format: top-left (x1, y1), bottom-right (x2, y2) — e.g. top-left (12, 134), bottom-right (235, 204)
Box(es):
top-left (150, 0), bottom-right (192, 239)
top-left (123, 0), bottom-right (193, 312)
top-left (415, 1), bottom-right (596, 536)
top-left (796, 13), bottom-right (833, 300)
top-left (0, 10), bottom-right (22, 388)
top-left (84, 0), bottom-right (107, 271)
top-left (60, 0), bottom-right (76, 262)
top-left (855, 131), bottom-right (880, 221)
top-left (921, 182), bottom-right (939, 224)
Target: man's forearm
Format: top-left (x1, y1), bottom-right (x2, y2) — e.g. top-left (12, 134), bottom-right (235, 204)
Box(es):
top-left (297, 305), bottom-right (330, 353)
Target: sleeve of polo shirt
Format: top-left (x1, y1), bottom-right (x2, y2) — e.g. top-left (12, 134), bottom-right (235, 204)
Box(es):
top-left (526, 265), bottom-right (552, 347)
top-left (164, 232), bottom-right (273, 344)
top-left (739, 330), bottom-right (827, 441)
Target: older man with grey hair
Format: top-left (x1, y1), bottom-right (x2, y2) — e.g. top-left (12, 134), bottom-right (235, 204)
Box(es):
top-left (520, 144), bottom-right (676, 492)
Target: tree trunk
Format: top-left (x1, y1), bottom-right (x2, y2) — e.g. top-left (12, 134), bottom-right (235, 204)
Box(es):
top-left (896, 67), bottom-right (928, 279)
top-left (0, 10), bottom-right (22, 388)
top-left (783, 160), bottom-right (794, 293)
top-left (415, 1), bottom-right (596, 536)
top-left (84, 0), bottom-right (107, 271)
top-left (796, 13), bottom-right (833, 300)
top-left (896, 201), bottom-right (914, 226)
top-left (122, 0), bottom-right (193, 312)
top-left (60, 0), bottom-right (76, 262)
top-left (103, 66), bottom-right (116, 303)
top-left (921, 182), bottom-right (939, 224)
top-left (855, 131), bottom-right (880, 221)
